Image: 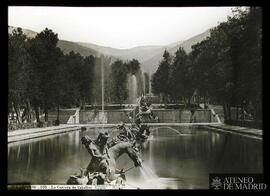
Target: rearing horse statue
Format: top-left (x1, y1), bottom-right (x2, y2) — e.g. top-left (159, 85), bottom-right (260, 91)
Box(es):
top-left (106, 141), bottom-right (142, 182)
top-left (67, 138), bottom-right (142, 185)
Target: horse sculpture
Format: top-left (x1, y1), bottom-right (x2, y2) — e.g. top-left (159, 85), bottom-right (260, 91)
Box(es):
top-left (67, 99), bottom-right (153, 186)
top-left (67, 138), bottom-right (142, 185)
top-left (106, 141), bottom-right (142, 182)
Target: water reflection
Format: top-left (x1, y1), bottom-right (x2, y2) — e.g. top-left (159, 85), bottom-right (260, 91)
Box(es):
top-left (8, 127), bottom-right (263, 189)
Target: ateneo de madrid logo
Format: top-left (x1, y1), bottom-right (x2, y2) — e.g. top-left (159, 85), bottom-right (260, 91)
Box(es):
top-left (210, 174), bottom-right (267, 190)
top-left (211, 177), bottom-right (223, 190)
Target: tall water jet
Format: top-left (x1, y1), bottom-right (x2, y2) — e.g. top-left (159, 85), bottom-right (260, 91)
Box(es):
top-left (127, 74), bottom-right (138, 104)
top-left (142, 72), bottom-right (146, 95)
top-left (149, 72), bottom-right (152, 96)
top-left (100, 55), bottom-right (106, 124)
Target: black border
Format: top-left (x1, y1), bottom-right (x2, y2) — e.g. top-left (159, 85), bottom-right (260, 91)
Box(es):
top-left (1, 0), bottom-right (268, 195)
top-left (4, 0), bottom-right (267, 7)
top-left (0, 0), bottom-right (8, 193)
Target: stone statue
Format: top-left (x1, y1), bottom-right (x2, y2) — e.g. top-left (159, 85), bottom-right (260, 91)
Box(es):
top-left (81, 132), bottom-right (110, 175)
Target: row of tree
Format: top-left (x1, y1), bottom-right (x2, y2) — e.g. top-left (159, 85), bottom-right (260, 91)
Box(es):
top-left (9, 28), bottom-right (96, 124)
top-left (151, 7), bottom-right (262, 121)
top-left (8, 27), bottom-right (145, 125)
top-left (110, 58), bottom-right (144, 106)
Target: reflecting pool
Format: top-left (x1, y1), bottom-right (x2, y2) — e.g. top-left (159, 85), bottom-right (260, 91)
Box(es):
top-left (8, 126), bottom-right (263, 189)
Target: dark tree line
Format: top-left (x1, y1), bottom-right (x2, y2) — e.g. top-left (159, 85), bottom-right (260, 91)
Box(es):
top-left (9, 28), bottom-right (95, 125)
top-left (8, 27), bottom-right (144, 125)
top-left (110, 58), bottom-right (143, 106)
top-left (152, 7), bottom-right (262, 121)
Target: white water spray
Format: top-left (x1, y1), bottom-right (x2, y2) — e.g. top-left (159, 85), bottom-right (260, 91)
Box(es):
top-left (142, 73), bottom-right (145, 95)
top-left (126, 164), bottom-right (164, 189)
top-left (139, 165), bottom-right (158, 179)
top-left (153, 127), bottom-right (183, 135)
top-left (127, 74), bottom-right (138, 104)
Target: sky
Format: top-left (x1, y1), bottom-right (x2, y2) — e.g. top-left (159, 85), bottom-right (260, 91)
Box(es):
top-left (8, 7), bottom-right (237, 49)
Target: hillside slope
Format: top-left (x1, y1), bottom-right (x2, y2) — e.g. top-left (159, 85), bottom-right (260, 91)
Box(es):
top-left (77, 42), bottom-right (164, 63)
top-left (9, 26), bottom-right (212, 72)
top-left (8, 26), bottom-right (38, 38)
top-left (8, 26), bottom-right (99, 57)
top-left (141, 29), bottom-right (211, 73)
top-left (57, 40), bottom-right (98, 56)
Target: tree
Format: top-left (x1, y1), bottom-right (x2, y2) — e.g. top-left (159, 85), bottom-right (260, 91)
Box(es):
top-left (126, 59), bottom-right (144, 96)
top-left (186, 7), bottom-right (262, 122)
top-left (8, 27), bottom-right (31, 123)
top-left (8, 27), bottom-right (99, 127)
top-left (235, 7), bottom-right (262, 120)
top-left (111, 60), bottom-right (129, 106)
top-left (127, 59), bottom-right (140, 75)
top-left (78, 55), bottom-right (95, 107)
top-left (28, 28), bottom-right (62, 122)
top-left (90, 56), bottom-right (112, 105)
top-left (169, 47), bottom-right (192, 104)
top-left (151, 50), bottom-right (171, 104)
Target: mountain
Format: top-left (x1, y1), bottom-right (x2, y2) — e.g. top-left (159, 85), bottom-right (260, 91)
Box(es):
top-left (8, 26), bottom-right (38, 38)
top-left (57, 40), bottom-right (98, 56)
top-left (8, 26), bottom-right (99, 57)
top-left (9, 26), bottom-right (212, 72)
top-left (140, 29), bottom-right (211, 73)
top-left (171, 29), bottom-right (211, 54)
top-left (77, 42), bottom-right (164, 63)
top-left (78, 29), bottom-right (211, 73)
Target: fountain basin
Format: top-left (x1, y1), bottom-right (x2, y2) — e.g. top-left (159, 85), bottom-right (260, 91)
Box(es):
top-left (8, 125), bottom-right (263, 189)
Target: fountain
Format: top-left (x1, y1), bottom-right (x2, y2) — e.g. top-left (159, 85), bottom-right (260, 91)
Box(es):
top-left (100, 56), bottom-right (106, 124)
top-left (142, 73), bottom-right (146, 95)
top-left (127, 74), bottom-right (138, 104)
top-left (8, 124), bottom-right (263, 188)
top-left (7, 57), bottom-right (263, 189)
top-left (148, 72), bottom-right (152, 96)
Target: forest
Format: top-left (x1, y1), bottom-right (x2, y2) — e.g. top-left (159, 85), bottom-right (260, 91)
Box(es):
top-left (152, 7), bottom-right (262, 122)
